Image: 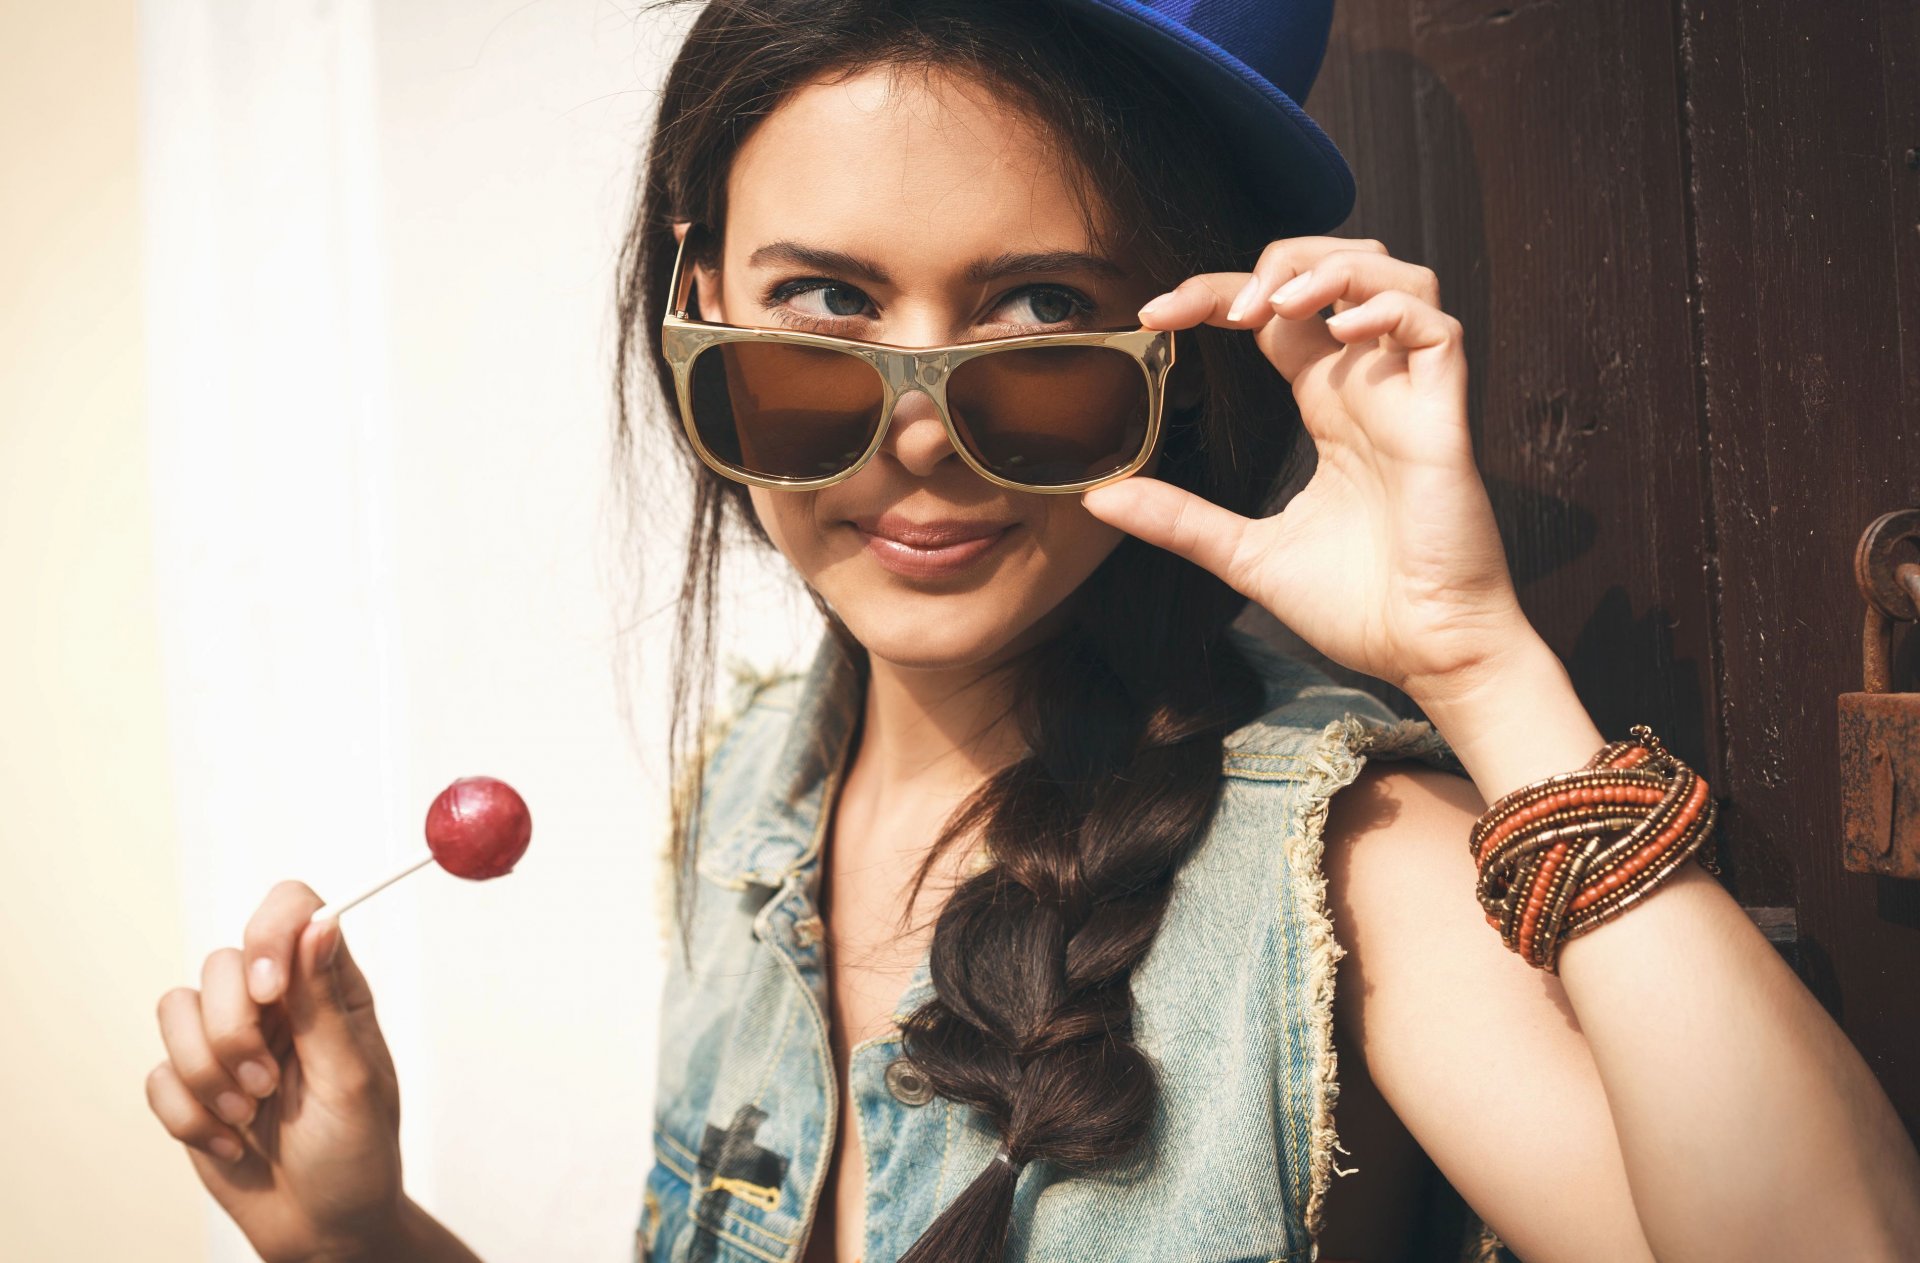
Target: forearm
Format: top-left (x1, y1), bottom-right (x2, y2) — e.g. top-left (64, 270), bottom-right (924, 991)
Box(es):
top-left (322, 1196), bottom-right (486, 1263)
top-left (1414, 635), bottom-right (1920, 1261)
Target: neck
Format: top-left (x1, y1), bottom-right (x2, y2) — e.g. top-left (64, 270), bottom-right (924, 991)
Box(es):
top-left (834, 605), bottom-right (1076, 879)
top-left (856, 650), bottom-right (1028, 797)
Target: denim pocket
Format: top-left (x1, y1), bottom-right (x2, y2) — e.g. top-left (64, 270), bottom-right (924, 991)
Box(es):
top-left (651, 1122), bottom-right (808, 1263)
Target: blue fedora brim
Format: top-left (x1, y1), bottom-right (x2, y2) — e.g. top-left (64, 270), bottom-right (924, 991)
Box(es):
top-left (1046, 0), bottom-right (1356, 234)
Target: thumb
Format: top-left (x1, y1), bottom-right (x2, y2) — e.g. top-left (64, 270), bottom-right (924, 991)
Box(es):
top-left (1081, 476), bottom-right (1254, 590)
top-left (284, 916), bottom-right (383, 1083)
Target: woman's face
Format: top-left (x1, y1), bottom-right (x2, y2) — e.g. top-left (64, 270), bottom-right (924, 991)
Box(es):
top-left (688, 65), bottom-right (1165, 675)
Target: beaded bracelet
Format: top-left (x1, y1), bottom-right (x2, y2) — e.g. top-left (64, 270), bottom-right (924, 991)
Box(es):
top-left (1468, 725), bottom-right (1718, 972)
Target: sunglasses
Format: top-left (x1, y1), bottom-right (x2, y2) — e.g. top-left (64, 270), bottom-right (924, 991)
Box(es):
top-left (661, 225), bottom-right (1178, 494)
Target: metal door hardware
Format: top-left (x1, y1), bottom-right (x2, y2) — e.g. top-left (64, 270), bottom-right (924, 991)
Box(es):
top-left (1840, 509), bottom-right (1920, 878)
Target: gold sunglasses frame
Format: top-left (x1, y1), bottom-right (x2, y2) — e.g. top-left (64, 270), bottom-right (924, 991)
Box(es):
top-left (660, 226), bottom-right (1177, 494)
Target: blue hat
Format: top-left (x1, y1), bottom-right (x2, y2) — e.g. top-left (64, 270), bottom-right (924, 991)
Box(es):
top-left (1047, 0), bottom-right (1354, 234)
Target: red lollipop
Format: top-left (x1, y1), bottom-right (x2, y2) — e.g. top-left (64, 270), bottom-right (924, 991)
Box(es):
top-left (426, 777), bottom-right (531, 879)
top-left (311, 776), bottom-right (532, 922)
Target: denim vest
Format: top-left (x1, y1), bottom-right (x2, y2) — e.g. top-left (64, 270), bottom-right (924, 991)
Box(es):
top-left (636, 630), bottom-right (1463, 1263)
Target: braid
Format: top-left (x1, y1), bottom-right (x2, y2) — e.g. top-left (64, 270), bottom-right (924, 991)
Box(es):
top-left (893, 540), bottom-right (1269, 1262)
top-left (614, 2), bottom-right (1310, 1253)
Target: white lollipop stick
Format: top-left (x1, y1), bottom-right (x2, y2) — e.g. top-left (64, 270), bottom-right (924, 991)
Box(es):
top-left (311, 851), bottom-right (436, 922)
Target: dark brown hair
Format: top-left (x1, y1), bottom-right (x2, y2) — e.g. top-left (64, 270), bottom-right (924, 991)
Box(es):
top-left (614, 2), bottom-right (1311, 1257)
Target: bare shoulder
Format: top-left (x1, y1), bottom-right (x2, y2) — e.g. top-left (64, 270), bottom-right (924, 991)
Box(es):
top-left (1318, 761), bottom-right (1656, 1262)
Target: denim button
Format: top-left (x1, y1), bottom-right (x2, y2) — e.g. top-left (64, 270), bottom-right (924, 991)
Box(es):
top-left (884, 1056), bottom-right (935, 1105)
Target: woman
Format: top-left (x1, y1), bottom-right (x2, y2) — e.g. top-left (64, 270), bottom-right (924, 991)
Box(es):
top-left (144, 1), bottom-right (1920, 1260)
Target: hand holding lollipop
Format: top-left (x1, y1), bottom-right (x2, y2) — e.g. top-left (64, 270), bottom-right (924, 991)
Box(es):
top-left (146, 775), bottom-right (532, 1262)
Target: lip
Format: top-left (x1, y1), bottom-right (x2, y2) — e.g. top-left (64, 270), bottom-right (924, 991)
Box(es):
top-left (849, 512), bottom-right (1017, 580)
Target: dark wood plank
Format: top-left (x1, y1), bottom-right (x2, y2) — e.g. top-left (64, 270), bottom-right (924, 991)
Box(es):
top-left (1309, 4), bottom-right (1723, 805)
top-left (1302, 8), bottom-right (1776, 1243)
top-left (1678, 0), bottom-right (1920, 1131)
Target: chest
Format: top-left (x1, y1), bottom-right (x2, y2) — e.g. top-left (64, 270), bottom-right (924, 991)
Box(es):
top-left (803, 806), bottom-right (972, 1263)
top-left (821, 824), bottom-right (953, 1050)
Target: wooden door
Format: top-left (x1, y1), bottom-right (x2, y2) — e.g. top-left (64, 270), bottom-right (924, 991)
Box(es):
top-left (1308, 0), bottom-right (1920, 1145)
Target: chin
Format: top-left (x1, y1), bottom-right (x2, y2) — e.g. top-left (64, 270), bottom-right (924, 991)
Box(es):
top-left (828, 588), bottom-right (1054, 673)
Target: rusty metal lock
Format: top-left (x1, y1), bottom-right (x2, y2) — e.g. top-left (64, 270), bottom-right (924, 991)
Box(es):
top-left (1840, 509), bottom-right (1920, 878)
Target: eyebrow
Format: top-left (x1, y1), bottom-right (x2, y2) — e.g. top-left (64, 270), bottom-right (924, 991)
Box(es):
top-left (744, 240), bottom-right (1127, 285)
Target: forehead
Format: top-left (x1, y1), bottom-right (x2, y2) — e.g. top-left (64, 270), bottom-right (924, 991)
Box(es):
top-left (724, 64), bottom-right (1110, 261)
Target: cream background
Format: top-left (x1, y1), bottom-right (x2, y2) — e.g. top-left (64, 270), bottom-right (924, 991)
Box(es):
top-left (0, 1), bottom-right (203, 1258)
top-left (3, 1), bottom-right (815, 1258)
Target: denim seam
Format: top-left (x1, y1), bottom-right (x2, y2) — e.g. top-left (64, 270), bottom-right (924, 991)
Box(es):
top-left (766, 904), bottom-right (840, 1262)
top-left (748, 993), bottom-right (803, 1104)
top-left (1225, 753), bottom-right (1315, 783)
top-left (934, 1099), bottom-right (957, 1204)
top-left (700, 1223), bottom-right (790, 1263)
top-left (656, 1127), bottom-right (701, 1169)
top-left (855, 1057), bottom-right (876, 1262)
top-left (1225, 766), bottom-right (1310, 783)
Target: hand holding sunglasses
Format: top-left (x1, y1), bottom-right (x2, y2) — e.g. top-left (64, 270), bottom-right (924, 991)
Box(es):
top-left (1080, 235), bottom-right (1532, 713)
top-left (662, 224), bottom-right (1178, 494)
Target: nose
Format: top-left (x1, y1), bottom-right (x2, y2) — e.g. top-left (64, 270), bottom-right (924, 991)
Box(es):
top-left (880, 387), bottom-right (962, 479)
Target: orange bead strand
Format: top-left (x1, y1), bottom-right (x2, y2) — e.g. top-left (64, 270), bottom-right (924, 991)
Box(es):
top-left (1469, 725), bottom-right (1717, 971)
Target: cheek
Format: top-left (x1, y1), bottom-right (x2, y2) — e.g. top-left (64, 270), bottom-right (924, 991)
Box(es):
top-left (747, 487), bottom-right (824, 574)
top-left (1034, 498), bottom-right (1128, 589)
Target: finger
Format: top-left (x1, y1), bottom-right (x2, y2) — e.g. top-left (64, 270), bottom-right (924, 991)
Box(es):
top-left (1139, 271), bottom-right (1342, 384)
top-left (156, 986), bottom-right (256, 1131)
top-left (1081, 476), bottom-right (1255, 591)
top-left (1229, 235), bottom-right (1392, 321)
top-left (146, 1060), bottom-right (247, 1164)
top-left (1265, 248), bottom-right (1440, 323)
top-left (1140, 272), bottom-right (1265, 329)
top-left (1321, 289), bottom-right (1467, 363)
top-left (284, 914), bottom-right (385, 1094)
top-left (1142, 237), bottom-right (1395, 328)
top-left (200, 947), bottom-right (279, 1100)
top-left (242, 879), bottom-right (325, 1005)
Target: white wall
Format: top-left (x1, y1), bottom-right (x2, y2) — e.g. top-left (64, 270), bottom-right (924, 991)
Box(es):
top-left (135, 2), bottom-right (817, 1259)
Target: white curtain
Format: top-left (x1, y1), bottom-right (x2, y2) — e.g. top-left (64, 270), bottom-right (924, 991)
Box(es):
top-left (137, 2), bottom-right (815, 1257)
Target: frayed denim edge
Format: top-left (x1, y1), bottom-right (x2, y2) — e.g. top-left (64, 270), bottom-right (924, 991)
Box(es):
top-left (1291, 711), bottom-right (1462, 1245)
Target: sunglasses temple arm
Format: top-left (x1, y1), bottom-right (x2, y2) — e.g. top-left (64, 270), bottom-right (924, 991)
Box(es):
top-left (669, 226), bottom-right (697, 318)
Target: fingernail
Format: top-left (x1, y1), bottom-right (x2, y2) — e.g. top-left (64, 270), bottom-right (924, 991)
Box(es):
top-left (249, 957), bottom-right (279, 1002)
top-left (1225, 275), bottom-right (1261, 322)
top-left (1271, 270), bottom-right (1315, 306)
top-left (215, 1091), bottom-right (253, 1127)
top-left (237, 1059), bottom-right (276, 1098)
top-left (1138, 292), bottom-right (1173, 320)
top-left (210, 1136), bottom-right (244, 1163)
top-left (1324, 308), bottom-right (1356, 329)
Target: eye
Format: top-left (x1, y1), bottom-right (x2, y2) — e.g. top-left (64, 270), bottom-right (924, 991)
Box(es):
top-left (990, 285), bottom-right (1091, 327)
top-left (768, 279), bottom-right (874, 321)
top-left (762, 278), bottom-right (1096, 331)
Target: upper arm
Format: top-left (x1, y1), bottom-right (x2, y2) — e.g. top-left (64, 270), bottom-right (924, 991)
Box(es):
top-left (1322, 761), bottom-right (1656, 1263)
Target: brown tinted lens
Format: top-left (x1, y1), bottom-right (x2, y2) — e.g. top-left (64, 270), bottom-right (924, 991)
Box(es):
top-left (688, 341), bottom-right (885, 480)
top-left (946, 344), bottom-right (1149, 487)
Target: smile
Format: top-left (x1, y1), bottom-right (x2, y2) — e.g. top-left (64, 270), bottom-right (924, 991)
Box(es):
top-left (849, 514), bottom-right (1016, 580)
